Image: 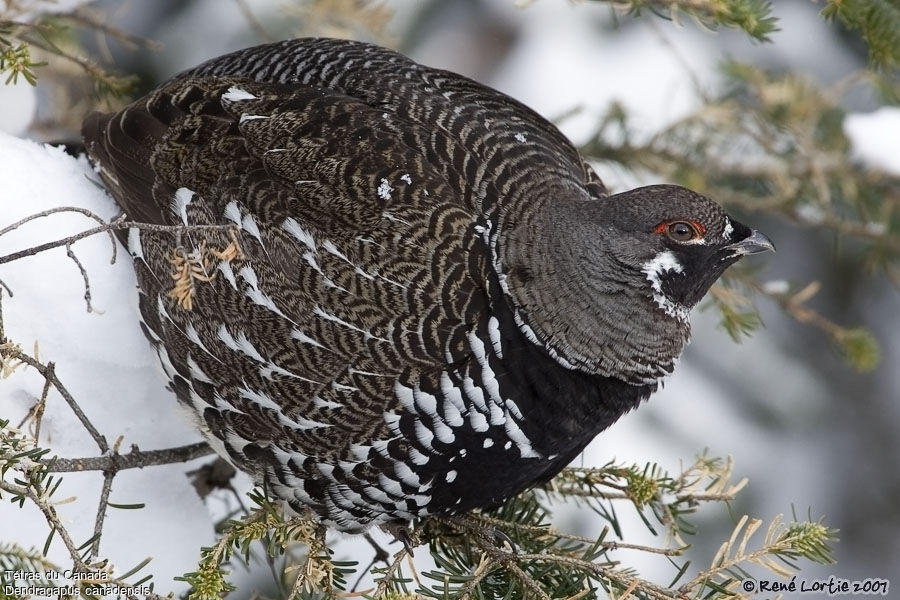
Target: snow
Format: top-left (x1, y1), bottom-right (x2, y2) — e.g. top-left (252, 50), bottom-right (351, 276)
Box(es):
top-left (844, 107), bottom-right (900, 176)
top-left (0, 132), bottom-right (249, 594)
top-left (0, 81), bottom-right (36, 136)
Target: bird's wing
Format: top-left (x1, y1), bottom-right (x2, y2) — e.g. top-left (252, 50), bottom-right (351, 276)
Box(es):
top-left (85, 72), bottom-right (478, 422)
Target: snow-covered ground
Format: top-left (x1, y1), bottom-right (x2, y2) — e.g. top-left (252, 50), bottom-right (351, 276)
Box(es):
top-left (2, 0), bottom-right (899, 596)
top-left (0, 134), bottom-right (229, 592)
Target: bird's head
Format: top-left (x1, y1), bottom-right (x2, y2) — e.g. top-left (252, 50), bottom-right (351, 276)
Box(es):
top-left (498, 183), bottom-right (774, 384)
top-left (597, 184), bottom-right (774, 321)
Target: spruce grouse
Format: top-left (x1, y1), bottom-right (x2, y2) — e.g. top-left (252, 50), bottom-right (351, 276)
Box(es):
top-left (82, 38), bottom-right (774, 532)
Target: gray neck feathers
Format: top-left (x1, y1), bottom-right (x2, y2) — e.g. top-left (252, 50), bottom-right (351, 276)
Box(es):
top-left (494, 191), bottom-right (690, 385)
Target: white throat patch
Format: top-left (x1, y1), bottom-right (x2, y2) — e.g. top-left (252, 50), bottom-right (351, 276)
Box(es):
top-left (641, 251), bottom-right (689, 321)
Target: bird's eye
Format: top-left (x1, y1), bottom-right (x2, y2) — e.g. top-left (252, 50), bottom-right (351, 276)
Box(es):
top-left (666, 221), bottom-right (701, 242)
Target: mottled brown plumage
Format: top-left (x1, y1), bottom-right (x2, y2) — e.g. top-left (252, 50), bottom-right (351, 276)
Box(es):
top-left (82, 38), bottom-right (772, 531)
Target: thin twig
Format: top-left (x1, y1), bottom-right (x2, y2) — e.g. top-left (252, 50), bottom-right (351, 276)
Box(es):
top-left (457, 553), bottom-right (497, 600)
top-left (505, 561), bottom-right (552, 600)
top-left (372, 547), bottom-right (411, 598)
top-left (45, 441), bottom-right (213, 472)
top-left (91, 470), bottom-right (115, 558)
top-left (0, 206), bottom-right (114, 245)
top-left (1, 346), bottom-right (108, 453)
top-left (0, 219), bottom-right (238, 266)
top-left (66, 242), bottom-right (95, 312)
top-left (33, 361), bottom-right (54, 442)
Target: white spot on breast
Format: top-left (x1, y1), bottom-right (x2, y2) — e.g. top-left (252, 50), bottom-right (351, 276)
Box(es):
top-left (514, 132), bottom-right (527, 143)
top-left (505, 399), bottom-right (524, 421)
top-left (504, 415), bottom-right (541, 458)
top-left (440, 396), bottom-right (465, 428)
top-left (395, 381), bottom-right (415, 412)
top-left (488, 401), bottom-right (505, 426)
top-left (469, 410), bottom-right (489, 433)
top-left (487, 316), bottom-right (503, 359)
top-left (430, 416), bottom-right (455, 445)
top-left (393, 461), bottom-right (421, 487)
top-left (413, 419), bottom-right (434, 448)
top-left (483, 437), bottom-right (494, 448)
top-left (439, 372), bottom-right (467, 415)
top-left (330, 483), bottom-right (367, 511)
top-left (140, 318), bottom-right (162, 343)
top-left (377, 473), bottom-right (405, 497)
top-left (467, 331), bottom-right (504, 409)
top-left (361, 483), bottom-right (401, 505)
top-left (461, 376), bottom-right (487, 412)
top-left (302, 250), bottom-right (322, 274)
top-left (446, 470), bottom-right (458, 483)
top-left (223, 87), bottom-right (256, 102)
top-left (408, 447), bottom-right (430, 465)
top-left (408, 492), bottom-right (432, 507)
top-left (400, 173), bottom-right (412, 184)
top-left (383, 412), bottom-right (403, 436)
top-left (413, 385), bottom-right (438, 415)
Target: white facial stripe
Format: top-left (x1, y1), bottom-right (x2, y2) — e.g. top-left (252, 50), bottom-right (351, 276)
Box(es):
top-left (641, 250), bottom-right (689, 321)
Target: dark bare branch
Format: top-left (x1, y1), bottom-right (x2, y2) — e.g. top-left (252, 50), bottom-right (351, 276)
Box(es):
top-left (45, 441), bottom-right (213, 473)
top-left (0, 218), bottom-right (238, 266)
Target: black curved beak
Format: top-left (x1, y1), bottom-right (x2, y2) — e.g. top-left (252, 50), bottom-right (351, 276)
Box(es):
top-left (728, 230), bottom-right (776, 255)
